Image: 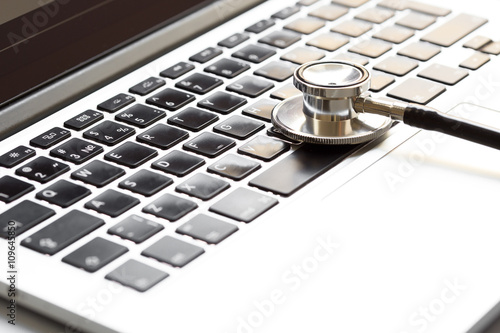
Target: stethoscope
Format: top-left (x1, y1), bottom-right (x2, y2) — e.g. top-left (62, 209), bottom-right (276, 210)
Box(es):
top-left (271, 60), bottom-right (500, 149)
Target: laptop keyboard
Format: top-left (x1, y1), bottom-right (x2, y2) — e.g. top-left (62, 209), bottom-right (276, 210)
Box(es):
top-left (0, 0), bottom-right (496, 292)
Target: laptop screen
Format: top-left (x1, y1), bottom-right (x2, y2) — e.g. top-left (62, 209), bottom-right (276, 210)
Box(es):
top-left (0, 0), bottom-right (212, 108)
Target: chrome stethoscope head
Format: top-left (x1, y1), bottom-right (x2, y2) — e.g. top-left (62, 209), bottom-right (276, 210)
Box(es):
top-left (272, 60), bottom-right (393, 144)
top-left (271, 60), bottom-right (500, 150)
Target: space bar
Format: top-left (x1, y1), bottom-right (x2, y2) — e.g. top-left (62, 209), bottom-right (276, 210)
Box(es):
top-left (249, 144), bottom-right (360, 197)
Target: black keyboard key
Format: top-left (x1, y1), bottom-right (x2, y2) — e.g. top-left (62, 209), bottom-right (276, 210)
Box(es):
top-left (245, 19), bottom-right (275, 34)
top-left (83, 120), bottom-right (135, 146)
top-left (207, 154), bottom-right (261, 180)
top-left (298, 0), bottom-right (319, 5)
top-left (284, 17), bottom-right (325, 34)
top-left (50, 138), bottom-right (104, 164)
top-left (226, 76), bottom-right (274, 98)
top-left (387, 77), bottom-right (446, 104)
top-left (197, 91), bottom-right (247, 114)
top-left (238, 135), bottom-right (289, 161)
top-left (378, 0), bottom-right (450, 16)
top-left (16, 156), bottom-right (70, 183)
top-left (249, 145), bottom-right (360, 196)
top-left (97, 93), bottom-right (135, 113)
top-left (218, 33), bottom-right (249, 48)
top-left (356, 7), bottom-right (394, 24)
top-left (331, 0), bottom-right (370, 7)
top-left (118, 169), bottom-right (173, 196)
top-left (0, 200), bottom-right (55, 238)
top-left (463, 36), bottom-right (492, 50)
top-left (176, 214), bottom-right (238, 244)
top-left (270, 83), bottom-right (302, 100)
top-left (143, 193), bottom-right (197, 222)
top-left (242, 99), bottom-right (279, 122)
top-left (307, 33), bottom-right (350, 52)
top-left (167, 107), bottom-right (219, 132)
top-left (280, 46), bottom-right (325, 65)
top-left (30, 127), bottom-right (71, 149)
top-left (397, 42), bottom-right (441, 61)
top-left (373, 25), bottom-right (415, 44)
top-left (259, 30), bottom-right (301, 49)
top-left (152, 150), bottom-right (205, 177)
top-left (189, 47), bottom-right (222, 63)
top-left (421, 14), bottom-right (488, 47)
top-left (115, 104), bottom-right (166, 128)
top-left (85, 189), bottom-right (140, 217)
top-left (71, 160), bottom-right (125, 187)
top-left (272, 5), bottom-right (300, 19)
top-left (183, 132), bottom-right (236, 158)
top-left (373, 56), bottom-right (418, 76)
top-left (108, 215), bottom-right (164, 243)
top-left (105, 259), bottom-right (169, 292)
top-left (396, 12), bottom-right (436, 30)
top-left (175, 73), bottom-right (223, 94)
top-left (204, 58), bottom-right (250, 78)
top-left (213, 115), bottom-right (265, 139)
top-left (142, 235), bottom-right (204, 267)
top-left (0, 146), bottom-right (36, 168)
top-left (254, 61), bottom-right (298, 82)
top-left (460, 51), bottom-right (490, 70)
top-left (417, 64), bottom-right (469, 85)
top-left (232, 44), bottom-right (276, 64)
top-left (146, 88), bottom-right (195, 111)
top-left (104, 142), bottom-right (158, 168)
top-left (209, 188), bottom-right (278, 223)
top-left (480, 41), bottom-right (500, 55)
top-left (160, 62), bottom-right (195, 79)
top-left (369, 72), bottom-right (396, 92)
top-left (137, 124), bottom-right (189, 149)
top-left (331, 19), bottom-right (372, 38)
top-left (129, 77), bottom-right (165, 96)
top-left (309, 4), bottom-right (348, 21)
top-left (349, 39), bottom-right (392, 58)
top-left (62, 237), bottom-right (128, 272)
top-left (64, 110), bottom-right (104, 131)
top-left (176, 173), bottom-right (230, 201)
top-left (0, 176), bottom-right (34, 203)
top-left (36, 179), bottom-right (91, 208)
top-left (21, 210), bottom-right (104, 255)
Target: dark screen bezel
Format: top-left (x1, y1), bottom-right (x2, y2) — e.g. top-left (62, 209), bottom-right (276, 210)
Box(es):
top-left (0, 0), bottom-right (212, 108)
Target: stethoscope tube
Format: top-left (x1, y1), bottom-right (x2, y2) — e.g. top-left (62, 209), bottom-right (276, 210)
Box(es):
top-left (355, 94), bottom-right (500, 150)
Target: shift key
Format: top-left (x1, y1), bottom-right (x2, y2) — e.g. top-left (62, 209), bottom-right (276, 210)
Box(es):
top-left (421, 14), bottom-right (487, 47)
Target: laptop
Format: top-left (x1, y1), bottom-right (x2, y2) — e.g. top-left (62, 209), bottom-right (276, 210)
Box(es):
top-left (1, 0), bottom-right (500, 332)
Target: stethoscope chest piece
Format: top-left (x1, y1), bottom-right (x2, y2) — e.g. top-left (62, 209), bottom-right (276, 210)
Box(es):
top-left (272, 60), bottom-right (392, 145)
top-left (272, 60), bottom-right (500, 150)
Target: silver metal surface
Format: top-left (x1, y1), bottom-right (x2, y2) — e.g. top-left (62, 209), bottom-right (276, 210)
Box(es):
top-left (272, 94), bottom-right (393, 144)
top-left (273, 60), bottom-right (393, 144)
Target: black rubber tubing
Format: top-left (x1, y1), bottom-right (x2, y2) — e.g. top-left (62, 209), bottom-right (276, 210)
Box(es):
top-left (403, 104), bottom-right (500, 150)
